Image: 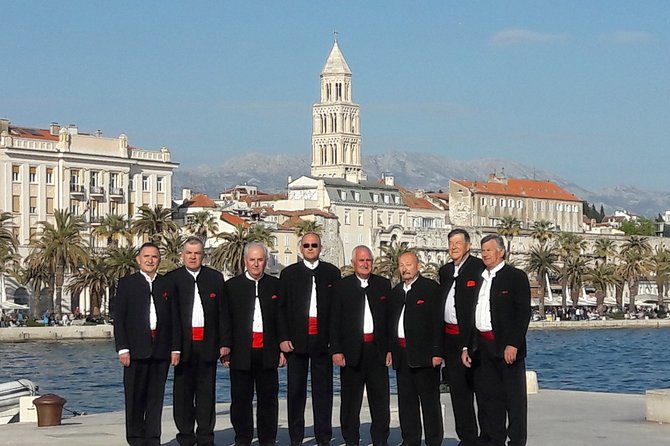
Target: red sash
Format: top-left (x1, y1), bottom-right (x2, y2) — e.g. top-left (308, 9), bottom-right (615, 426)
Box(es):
top-left (308, 317), bottom-right (318, 335)
top-left (444, 323), bottom-right (460, 335)
top-left (192, 327), bottom-right (204, 341)
top-left (363, 333), bottom-right (374, 343)
top-left (252, 332), bottom-right (264, 348)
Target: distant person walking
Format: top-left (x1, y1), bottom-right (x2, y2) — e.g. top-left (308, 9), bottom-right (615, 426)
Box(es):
top-left (114, 242), bottom-right (181, 446)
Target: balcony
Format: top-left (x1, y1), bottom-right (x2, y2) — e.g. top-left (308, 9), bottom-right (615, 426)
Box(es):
top-left (70, 184), bottom-right (85, 195)
top-left (89, 215), bottom-right (103, 225)
top-left (89, 186), bottom-right (105, 197)
top-left (109, 187), bottom-right (124, 200)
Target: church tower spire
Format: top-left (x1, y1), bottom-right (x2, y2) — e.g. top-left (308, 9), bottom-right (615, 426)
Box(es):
top-left (310, 39), bottom-right (364, 182)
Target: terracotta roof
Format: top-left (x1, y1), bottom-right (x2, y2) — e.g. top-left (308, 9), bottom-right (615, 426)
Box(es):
top-left (9, 126), bottom-right (58, 141)
top-left (182, 193), bottom-right (217, 208)
top-left (452, 178), bottom-right (581, 202)
top-left (241, 193), bottom-right (287, 204)
top-left (280, 216), bottom-right (305, 229)
top-left (219, 212), bottom-right (249, 228)
top-left (398, 187), bottom-right (441, 211)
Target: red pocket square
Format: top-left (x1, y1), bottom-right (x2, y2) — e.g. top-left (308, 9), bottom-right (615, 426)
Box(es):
top-left (163, 291), bottom-right (169, 300)
top-left (466, 280), bottom-right (476, 287)
top-left (380, 295), bottom-right (386, 300)
top-left (272, 294), bottom-right (279, 299)
top-left (327, 283), bottom-right (333, 288)
top-left (501, 290), bottom-right (509, 295)
top-left (209, 293), bottom-right (216, 298)
top-left (416, 299), bottom-right (425, 305)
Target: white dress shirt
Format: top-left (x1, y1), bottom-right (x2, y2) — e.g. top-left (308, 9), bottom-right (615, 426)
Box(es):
top-left (304, 259), bottom-right (319, 317)
top-left (246, 271), bottom-right (264, 332)
top-left (474, 261), bottom-right (506, 332)
top-left (358, 276), bottom-right (374, 334)
top-left (187, 268), bottom-right (205, 328)
top-left (398, 275), bottom-right (419, 338)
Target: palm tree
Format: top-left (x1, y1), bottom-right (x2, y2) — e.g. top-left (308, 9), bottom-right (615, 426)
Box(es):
top-left (21, 262), bottom-right (51, 318)
top-left (104, 245), bottom-right (138, 315)
top-left (159, 230), bottom-right (186, 272)
top-left (620, 235), bottom-right (652, 257)
top-left (649, 246), bottom-right (670, 310)
top-left (65, 256), bottom-right (110, 316)
top-left (559, 255), bottom-right (588, 308)
top-left (554, 232), bottom-right (586, 309)
top-left (92, 214), bottom-right (133, 248)
top-left (497, 216), bottom-right (521, 259)
top-left (131, 205), bottom-right (178, 243)
top-left (593, 238), bottom-right (618, 265)
top-left (294, 219), bottom-right (323, 237)
top-left (374, 242), bottom-right (416, 286)
top-left (530, 220), bottom-right (554, 248)
top-left (210, 224), bottom-right (274, 276)
top-left (618, 248), bottom-right (652, 313)
top-left (525, 244), bottom-right (559, 318)
top-left (0, 211), bottom-right (18, 311)
top-left (421, 261), bottom-right (442, 282)
top-left (27, 209), bottom-right (89, 316)
top-left (184, 211), bottom-right (219, 245)
top-left (584, 263), bottom-right (617, 316)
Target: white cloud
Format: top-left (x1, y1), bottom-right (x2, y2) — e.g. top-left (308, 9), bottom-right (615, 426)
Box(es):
top-left (491, 29), bottom-right (569, 46)
top-left (601, 31), bottom-right (654, 45)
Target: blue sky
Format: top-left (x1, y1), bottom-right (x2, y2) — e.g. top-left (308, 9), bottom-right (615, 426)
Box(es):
top-left (4, 1), bottom-right (669, 191)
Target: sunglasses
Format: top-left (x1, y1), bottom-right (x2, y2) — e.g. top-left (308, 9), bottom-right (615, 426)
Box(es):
top-left (302, 243), bottom-right (320, 249)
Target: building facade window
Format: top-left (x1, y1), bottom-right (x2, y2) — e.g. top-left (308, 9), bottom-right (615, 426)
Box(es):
top-left (110, 201), bottom-right (118, 215)
top-left (46, 168), bottom-right (54, 184)
top-left (29, 197), bottom-right (37, 214)
top-left (388, 212), bottom-right (393, 226)
top-left (12, 165), bottom-right (20, 182)
top-left (358, 210), bottom-right (364, 226)
top-left (353, 191), bottom-right (360, 202)
top-left (157, 176), bottom-right (165, 192)
top-left (399, 213), bottom-right (405, 226)
top-left (142, 175), bottom-right (150, 192)
top-left (372, 193), bottom-right (379, 203)
top-left (129, 177), bottom-right (135, 191)
top-left (344, 209), bottom-right (351, 225)
top-left (29, 167), bottom-right (37, 183)
top-left (12, 195), bottom-right (20, 212)
top-left (339, 190), bottom-right (347, 201)
top-left (480, 197), bottom-right (486, 206)
top-left (46, 197), bottom-right (54, 214)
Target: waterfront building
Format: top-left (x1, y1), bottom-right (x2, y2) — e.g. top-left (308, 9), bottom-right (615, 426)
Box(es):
top-left (0, 118), bottom-right (177, 252)
top-left (448, 173), bottom-right (583, 233)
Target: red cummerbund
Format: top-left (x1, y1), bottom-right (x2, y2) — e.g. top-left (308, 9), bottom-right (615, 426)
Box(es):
top-left (308, 316), bottom-right (318, 335)
top-left (150, 329), bottom-right (157, 339)
top-left (192, 327), bottom-right (204, 341)
top-left (444, 323), bottom-right (460, 335)
top-left (479, 330), bottom-right (495, 341)
top-left (363, 333), bottom-right (374, 343)
top-left (398, 338), bottom-right (406, 348)
top-left (252, 332), bottom-right (264, 348)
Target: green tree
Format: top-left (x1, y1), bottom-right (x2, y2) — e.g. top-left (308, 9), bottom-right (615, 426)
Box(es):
top-left (184, 211), bottom-right (219, 244)
top-left (93, 214), bottom-right (133, 248)
top-left (584, 263), bottom-right (617, 316)
top-left (559, 254), bottom-right (588, 308)
top-left (131, 205), bottom-right (178, 243)
top-left (65, 255), bottom-right (110, 316)
top-left (497, 216), bottom-right (521, 260)
top-left (525, 244), bottom-right (559, 318)
top-left (159, 230), bottom-right (186, 272)
top-left (210, 224), bottom-right (274, 276)
top-left (104, 245), bottom-right (139, 314)
top-left (649, 246), bottom-right (670, 310)
top-left (0, 212), bottom-right (19, 311)
top-left (27, 210), bottom-right (89, 316)
top-left (374, 242), bottom-right (416, 286)
top-left (530, 220), bottom-right (554, 248)
top-left (554, 232), bottom-right (586, 309)
top-left (617, 246), bottom-right (652, 313)
top-left (593, 238), bottom-right (618, 265)
top-left (294, 219), bottom-right (323, 237)
top-left (620, 218), bottom-right (656, 236)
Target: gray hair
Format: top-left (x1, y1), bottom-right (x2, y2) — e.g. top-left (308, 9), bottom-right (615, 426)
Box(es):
top-left (244, 242), bottom-right (269, 260)
top-left (300, 232), bottom-right (322, 246)
top-left (481, 234), bottom-right (506, 253)
top-left (351, 245), bottom-right (373, 261)
top-left (182, 236), bottom-right (204, 252)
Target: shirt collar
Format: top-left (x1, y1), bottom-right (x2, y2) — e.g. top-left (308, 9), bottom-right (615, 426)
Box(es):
top-left (303, 259), bottom-right (320, 270)
top-left (482, 261), bottom-right (505, 280)
top-left (245, 271), bottom-right (264, 282)
top-left (140, 270), bottom-right (156, 284)
top-left (356, 275), bottom-right (369, 289)
top-left (403, 274), bottom-right (419, 292)
top-left (186, 267), bottom-right (201, 279)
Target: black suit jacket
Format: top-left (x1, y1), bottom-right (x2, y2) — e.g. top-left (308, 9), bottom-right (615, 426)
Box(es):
top-left (330, 274), bottom-right (391, 367)
top-left (389, 275), bottom-right (442, 369)
top-left (461, 263), bottom-right (531, 359)
top-left (223, 273), bottom-right (281, 370)
top-left (278, 260), bottom-right (341, 353)
top-left (113, 272), bottom-right (181, 360)
top-left (167, 265), bottom-right (227, 362)
top-left (439, 255), bottom-right (486, 351)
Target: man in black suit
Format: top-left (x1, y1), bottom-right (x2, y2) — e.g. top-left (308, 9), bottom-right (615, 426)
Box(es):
top-left (168, 236), bottom-right (227, 446)
top-left (461, 234), bottom-right (531, 446)
top-left (279, 232), bottom-right (341, 446)
top-left (330, 245), bottom-right (391, 446)
top-left (389, 252), bottom-right (443, 446)
top-left (114, 242), bottom-right (181, 446)
top-left (438, 229), bottom-right (485, 446)
top-left (222, 242), bottom-right (286, 446)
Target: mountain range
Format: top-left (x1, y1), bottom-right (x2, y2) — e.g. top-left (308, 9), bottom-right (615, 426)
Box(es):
top-left (172, 151), bottom-right (670, 217)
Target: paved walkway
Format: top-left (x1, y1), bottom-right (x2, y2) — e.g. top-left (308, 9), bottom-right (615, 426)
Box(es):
top-left (1, 390), bottom-right (668, 445)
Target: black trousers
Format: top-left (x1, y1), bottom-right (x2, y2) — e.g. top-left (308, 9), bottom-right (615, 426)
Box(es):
top-left (173, 341), bottom-right (218, 445)
top-left (474, 339), bottom-right (527, 446)
top-left (395, 348), bottom-right (443, 446)
top-left (287, 336), bottom-right (333, 444)
top-left (123, 358), bottom-right (170, 446)
top-left (339, 342), bottom-right (390, 446)
top-left (230, 349), bottom-right (279, 446)
top-left (443, 333), bottom-right (479, 446)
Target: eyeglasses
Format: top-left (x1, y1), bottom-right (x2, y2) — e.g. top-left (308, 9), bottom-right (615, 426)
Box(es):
top-left (302, 243), bottom-right (320, 249)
